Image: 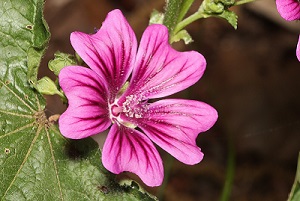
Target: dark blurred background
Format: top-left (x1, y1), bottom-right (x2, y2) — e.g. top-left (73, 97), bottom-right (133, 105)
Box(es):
top-left (42, 0), bottom-right (300, 200)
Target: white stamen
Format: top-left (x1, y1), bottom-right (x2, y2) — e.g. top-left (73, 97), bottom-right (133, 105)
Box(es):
top-left (122, 94), bottom-right (148, 119)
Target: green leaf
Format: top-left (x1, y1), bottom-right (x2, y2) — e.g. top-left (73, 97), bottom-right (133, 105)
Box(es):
top-left (218, 10), bottom-right (238, 29)
top-left (149, 10), bottom-right (164, 25)
top-left (48, 52), bottom-right (77, 76)
top-left (35, 76), bottom-right (64, 96)
top-left (26, 0), bottom-right (50, 87)
top-left (288, 152), bottom-right (300, 201)
top-left (199, 0), bottom-right (238, 29)
top-left (27, 47), bottom-right (45, 87)
top-left (170, 29), bottom-right (193, 44)
top-left (0, 0), bottom-right (156, 200)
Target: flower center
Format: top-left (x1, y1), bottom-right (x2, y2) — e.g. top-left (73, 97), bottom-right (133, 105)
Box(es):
top-left (122, 95), bottom-right (148, 119)
top-left (109, 95), bottom-right (148, 127)
top-left (111, 105), bottom-right (123, 116)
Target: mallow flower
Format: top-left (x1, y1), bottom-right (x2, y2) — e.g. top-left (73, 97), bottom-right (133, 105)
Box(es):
top-left (276, 0), bottom-right (300, 61)
top-left (276, 0), bottom-right (300, 21)
top-left (58, 9), bottom-right (218, 186)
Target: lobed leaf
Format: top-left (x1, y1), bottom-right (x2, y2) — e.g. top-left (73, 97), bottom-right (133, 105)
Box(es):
top-left (0, 0), bottom-right (156, 200)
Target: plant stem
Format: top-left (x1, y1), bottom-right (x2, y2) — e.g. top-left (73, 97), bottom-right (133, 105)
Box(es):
top-left (219, 135), bottom-right (235, 201)
top-left (287, 152), bottom-right (300, 201)
top-left (163, 0), bottom-right (196, 43)
top-left (173, 11), bottom-right (204, 37)
top-left (234, 0), bottom-right (255, 6)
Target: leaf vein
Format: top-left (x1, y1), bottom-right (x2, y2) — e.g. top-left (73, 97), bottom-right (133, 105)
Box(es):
top-left (46, 128), bottom-right (64, 200)
top-left (1, 124), bottom-right (42, 199)
top-left (0, 79), bottom-right (35, 112)
top-left (0, 122), bottom-right (35, 139)
top-left (0, 109), bottom-right (33, 118)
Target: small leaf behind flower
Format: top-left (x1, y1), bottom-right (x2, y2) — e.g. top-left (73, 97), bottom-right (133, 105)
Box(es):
top-left (48, 52), bottom-right (77, 76)
top-left (35, 76), bottom-right (64, 96)
top-left (149, 10), bottom-right (164, 25)
top-left (170, 29), bottom-right (193, 44)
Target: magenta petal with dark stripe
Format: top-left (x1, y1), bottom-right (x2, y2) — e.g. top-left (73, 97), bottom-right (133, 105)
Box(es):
top-left (59, 66), bottom-right (111, 139)
top-left (59, 9), bottom-right (218, 187)
top-left (123, 24), bottom-right (206, 100)
top-left (70, 9), bottom-right (137, 97)
top-left (276, 0), bottom-right (300, 21)
top-left (102, 125), bottom-right (163, 186)
top-left (136, 99), bottom-right (217, 164)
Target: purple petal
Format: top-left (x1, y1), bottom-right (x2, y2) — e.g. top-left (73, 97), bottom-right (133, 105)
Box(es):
top-left (276, 0), bottom-right (300, 21)
top-left (59, 66), bottom-right (111, 139)
top-left (102, 124), bottom-right (164, 187)
top-left (297, 35), bottom-right (300, 61)
top-left (70, 9), bottom-right (137, 99)
top-left (123, 24), bottom-right (206, 100)
top-left (136, 99), bottom-right (218, 165)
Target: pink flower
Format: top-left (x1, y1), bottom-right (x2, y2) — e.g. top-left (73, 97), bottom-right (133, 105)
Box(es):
top-left (276, 0), bottom-right (300, 61)
top-left (276, 0), bottom-right (300, 21)
top-left (58, 9), bottom-right (218, 187)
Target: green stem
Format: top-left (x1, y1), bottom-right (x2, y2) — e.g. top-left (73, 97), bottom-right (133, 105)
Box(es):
top-left (173, 0), bottom-right (254, 36)
top-left (163, 0), bottom-right (196, 43)
top-left (163, 0), bottom-right (182, 33)
top-left (219, 135), bottom-right (235, 201)
top-left (287, 152), bottom-right (300, 201)
top-left (234, 0), bottom-right (255, 6)
top-left (173, 11), bottom-right (205, 38)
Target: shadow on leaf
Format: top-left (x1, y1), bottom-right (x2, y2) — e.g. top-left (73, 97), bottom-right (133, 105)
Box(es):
top-left (64, 137), bottom-right (99, 160)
